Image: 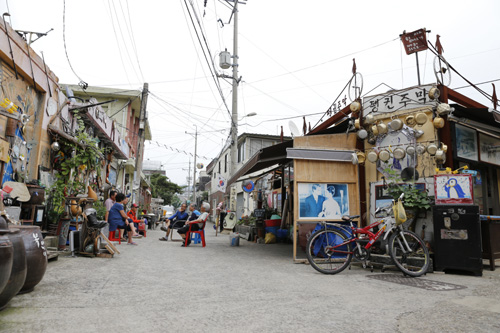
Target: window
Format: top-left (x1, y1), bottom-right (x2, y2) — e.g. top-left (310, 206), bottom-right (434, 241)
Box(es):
top-left (238, 144), bottom-right (245, 163)
top-left (224, 155), bottom-right (227, 173)
top-left (218, 161), bottom-right (221, 174)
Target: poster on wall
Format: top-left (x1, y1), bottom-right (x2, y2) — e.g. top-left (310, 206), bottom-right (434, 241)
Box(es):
top-left (434, 174), bottom-right (473, 205)
top-left (298, 183), bottom-right (349, 220)
top-left (479, 133), bottom-right (500, 166)
top-left (455, 124), bottom-right (478, 161)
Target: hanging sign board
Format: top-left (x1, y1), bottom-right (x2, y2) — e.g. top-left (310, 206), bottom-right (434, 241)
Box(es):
top-left (363, 85), bottom-right (434, 115)
top-left (400, 29), bottom-right (428, 55)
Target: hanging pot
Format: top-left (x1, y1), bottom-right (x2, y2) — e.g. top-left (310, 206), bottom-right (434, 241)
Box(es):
top-left (354, 118), bottom-right (361, 130)
top-left (415, 112), bottom-right (428, 125)
top-left (364, 114), bottom-right (375, 125)
top-left (351, 153), bottom-right (359, 165)
top-left (414, 129), bottom-right (424, 138)
top-left (436, 103), bottom-right (452, 116)
top-left (427, 143), bottom-right (438, 156)
top-left (433, 115), bottom-right (445, 128)
top-left (393, 147), bottom-right (406, 160)
top-left (429, 86), bottom-right (440, 100)
top-left (379, 149), bottom-right (391, 162)
top-left (357, 129), bottom-right (368, 140)
top-left (350, 101), bottom-right (361, 113)
top-left (441, 143), bottom-right (448, 153)
top-left (435, 149), bottom-right (446, 163)
top-left (356, 152), bottom-right (366, 164)
top-left (371, 124), bottom-right (379, 136)
top-left (367, 135), bottom-right (377, 145)
top-left (401, 167), bottom-right (420, 181)
top-left (390, 118), bottom-right (403, 131)
top-left (377, 122), bottom-right (388, 135)
top-left (406, 146), bottom-right (416, 156)
top-left (367, 150), bottom-right (379, 163)
top-left (405, 115), bottom-right (416, 127)
top-left (416, 144), bottom-right (426, 155)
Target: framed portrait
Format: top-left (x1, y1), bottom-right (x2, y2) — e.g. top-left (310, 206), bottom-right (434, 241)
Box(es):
top-left (455, 124), bottom-right (478, 161)
top-left (298, 183), bottom-right (349, 220)
top-left (434, 174), bottom-right (473, 205)
top-left (479, 133), bottom-right (500, 166)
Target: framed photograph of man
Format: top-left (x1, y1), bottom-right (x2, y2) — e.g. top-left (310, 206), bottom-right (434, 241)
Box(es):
top-left (298, 183), bottom-right (349, 220)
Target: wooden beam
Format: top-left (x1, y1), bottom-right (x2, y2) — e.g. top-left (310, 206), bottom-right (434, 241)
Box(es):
top-left (445, 86), bottom-right (488, 109)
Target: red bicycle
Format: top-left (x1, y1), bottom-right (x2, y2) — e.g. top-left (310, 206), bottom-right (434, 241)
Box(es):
top-left (306, 195), bottom-right (430, 277)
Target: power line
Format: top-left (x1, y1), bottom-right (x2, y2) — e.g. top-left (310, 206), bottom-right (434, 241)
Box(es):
top-left (62, 0), bottom-right (87, 88)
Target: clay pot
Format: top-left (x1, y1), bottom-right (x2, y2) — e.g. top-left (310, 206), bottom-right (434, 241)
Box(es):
top-left (0, 236), bottom-right (13, 299)
top-left (0, 228), bottom-right (27, 310)
top-left (10, 225), bottom-right (47, 294)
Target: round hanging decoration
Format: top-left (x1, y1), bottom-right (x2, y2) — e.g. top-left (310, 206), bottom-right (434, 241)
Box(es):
top-left (242, 180), bottom-right (255, 193)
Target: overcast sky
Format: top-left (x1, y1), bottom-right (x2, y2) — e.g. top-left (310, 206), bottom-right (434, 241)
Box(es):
top-left (4, 0), bottom-right (500, 185)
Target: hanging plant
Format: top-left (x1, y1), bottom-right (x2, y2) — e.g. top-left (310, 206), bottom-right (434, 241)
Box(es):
top-left (47, 110), bottom-right (105, 223)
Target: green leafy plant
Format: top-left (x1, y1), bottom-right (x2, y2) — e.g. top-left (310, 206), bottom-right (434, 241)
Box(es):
top-left (47, 111), bottom-right (105, 223)
top-left (382, 167), bottom-right (432, 211)
top-left (92, 199), bottom-right (107, 220)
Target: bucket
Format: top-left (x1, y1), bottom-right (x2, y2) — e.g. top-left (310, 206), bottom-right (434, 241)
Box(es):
top-left (264, 219), bottom-right (281, 227)
top-left (230, 233), bottom-right (240, 247)
top-left (265, 226), bottom-right (279, 236)
top-left (277, 228), bottom-right (288, 240)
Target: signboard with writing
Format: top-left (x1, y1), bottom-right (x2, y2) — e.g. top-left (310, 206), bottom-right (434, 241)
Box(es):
top-left (362, 85), bottom-right (435, 115)
top-left (401, 29), bottom-right (428, 55)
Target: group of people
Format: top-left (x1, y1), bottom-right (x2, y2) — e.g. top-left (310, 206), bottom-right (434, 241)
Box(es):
top-left (159, 202), bottom-right (210, 247)
top-left (105, 190), bottom-right (146, 245)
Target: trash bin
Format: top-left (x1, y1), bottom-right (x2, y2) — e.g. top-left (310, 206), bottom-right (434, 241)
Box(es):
top-left (433, 205), bottom-right (482, 276)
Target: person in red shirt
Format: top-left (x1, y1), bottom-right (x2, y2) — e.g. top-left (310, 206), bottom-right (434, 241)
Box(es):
top-left (127, 203), bottom-right (145, 237)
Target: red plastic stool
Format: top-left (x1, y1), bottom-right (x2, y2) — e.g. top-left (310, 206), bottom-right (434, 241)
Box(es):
top-left (138, 222), bottom-right (147, 237)
top-left (108, 230), bottom-right (121, 244)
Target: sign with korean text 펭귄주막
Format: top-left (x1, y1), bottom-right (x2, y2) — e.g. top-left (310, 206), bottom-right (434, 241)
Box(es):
top-left (363, 85), bottom-right (435, 115)
top-left (401, 29), bottom-right (428, 55)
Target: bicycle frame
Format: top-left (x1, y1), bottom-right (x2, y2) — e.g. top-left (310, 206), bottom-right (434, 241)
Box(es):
top-left (324, 216), bottom-right (397, 255)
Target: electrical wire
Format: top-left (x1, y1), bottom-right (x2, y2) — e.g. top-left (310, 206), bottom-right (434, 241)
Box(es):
top-left (62, 0), bottom-right (87, 86)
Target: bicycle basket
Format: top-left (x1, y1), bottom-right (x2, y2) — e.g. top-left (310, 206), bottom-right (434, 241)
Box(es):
top-left (393, 199), bottom-right (407, 226)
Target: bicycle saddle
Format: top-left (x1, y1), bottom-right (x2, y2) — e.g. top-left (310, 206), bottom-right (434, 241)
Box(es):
top-left (342, 215), bottom-right (360, 221)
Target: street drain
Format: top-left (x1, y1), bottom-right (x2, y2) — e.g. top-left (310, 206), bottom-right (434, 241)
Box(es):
top-left (367, 274), bottom-right (467, 291)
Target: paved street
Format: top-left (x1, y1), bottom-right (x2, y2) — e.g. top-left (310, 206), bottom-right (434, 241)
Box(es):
top-left (1, 224), bottom-right (500, 333)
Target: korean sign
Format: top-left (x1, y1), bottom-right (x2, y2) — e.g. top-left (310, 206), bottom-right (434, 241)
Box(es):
top-left (401, 29), bottom-right (428, 55)
top-left (362, 85), bottom-right (435, 115)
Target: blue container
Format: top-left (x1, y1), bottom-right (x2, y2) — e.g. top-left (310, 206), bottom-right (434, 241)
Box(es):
top-left (265, 226), bottom-right (279, 236)
top-left (276, 229), bottom-right (288, 239)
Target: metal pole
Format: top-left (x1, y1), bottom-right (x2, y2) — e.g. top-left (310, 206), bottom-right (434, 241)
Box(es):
top-left (230, 0), bottom-right (239, 177)
top-left (415, 52), bottom-right (421, 86)
top-left (193, 125), bottom-right (197, 206)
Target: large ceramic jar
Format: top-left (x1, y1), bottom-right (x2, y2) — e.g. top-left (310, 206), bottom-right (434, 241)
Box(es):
top-left (0, 220), bottom-right (13, 297)
top-left (11, 225), bottom-right (47, 294)
top-left (0, 228), bottom-right (27, 310)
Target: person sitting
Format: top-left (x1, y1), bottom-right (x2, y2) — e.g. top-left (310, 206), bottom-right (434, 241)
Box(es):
top-left (108, 193), bottom-right (140, 245)
top-left (127, 203), bottom-right (145, 236)
top-left (177, 202), bottom-right (210, 247)
top-left (187, 203), bottom-right (200, 221)
top-left (159, 203), bottom-right (189, 241)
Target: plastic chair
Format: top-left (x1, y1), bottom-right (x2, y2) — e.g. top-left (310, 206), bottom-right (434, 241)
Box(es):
top-left (170, 219), bottom-right (187, 241)
top-left (108, 229), bottom-right (121, 244)
top-left (184, 214), bottom-right (209, 247)
top-left (138, 222), bottom-right (147, 237)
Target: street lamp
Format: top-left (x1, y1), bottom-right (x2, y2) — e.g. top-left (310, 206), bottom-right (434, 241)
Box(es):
top-left (238, 112), bottom-right (257, 121)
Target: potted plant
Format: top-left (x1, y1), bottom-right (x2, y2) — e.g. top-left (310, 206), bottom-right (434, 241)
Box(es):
top-left (383, 167), bottom-right (433, 231)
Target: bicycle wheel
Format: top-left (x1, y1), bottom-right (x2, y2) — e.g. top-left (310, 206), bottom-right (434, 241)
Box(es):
top-left (306, 229), bottom-right (352, 275)
top-left (389, 230), bottom-right (430, 277)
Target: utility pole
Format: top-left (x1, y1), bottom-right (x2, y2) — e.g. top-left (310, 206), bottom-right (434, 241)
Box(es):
top-left (193, 125), bottom-right (198, 206)
top-left (230, 0), bottom-right (239, 177)
top-left (136, 82), bottom-right (149, 207)
top-left (183, 160), bottom-right (191, 202)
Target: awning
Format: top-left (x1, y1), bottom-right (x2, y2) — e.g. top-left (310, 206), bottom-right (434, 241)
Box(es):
top-left (236, 163), bottom-right (283, 182)
top-left (449, 104), bottom-right (500, 138)
top-left (287, 148), bottom-right (354, 162)
top-left (227, 140), bottom-right (293, 187)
